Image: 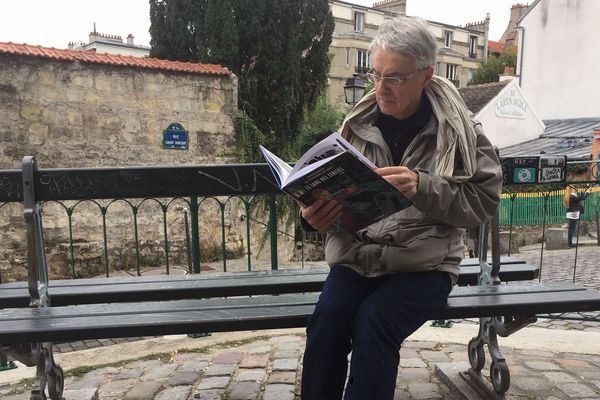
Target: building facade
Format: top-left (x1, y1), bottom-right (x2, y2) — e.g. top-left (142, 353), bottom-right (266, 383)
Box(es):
top-left (328, 0), bottom-right (488, 108)
top-left (516, 0), bottom-right (599, 121)
top-left (68, 29), bottom-right (151, 58)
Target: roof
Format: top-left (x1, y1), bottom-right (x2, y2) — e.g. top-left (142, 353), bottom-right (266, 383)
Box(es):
top-left (488, 40), bottom-right (506, 54)
top-left (458, 80), bottom-right (510, 114)
top-left (500, 118), bottom-right (600, 161)
top-left (0, 42), bottom-right (230, 76)
top-left (518, 0), bottom-right (543, 25)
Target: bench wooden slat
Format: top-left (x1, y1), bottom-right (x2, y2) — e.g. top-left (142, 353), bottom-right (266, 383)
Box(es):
top-left (0, 263), bottom-right (539, 308)
top-left (2, 282), bottom-right (599, 345)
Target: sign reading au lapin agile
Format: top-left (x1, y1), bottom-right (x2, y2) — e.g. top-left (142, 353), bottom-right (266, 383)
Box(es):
top-left (162, 123), bottom-right (189, 150)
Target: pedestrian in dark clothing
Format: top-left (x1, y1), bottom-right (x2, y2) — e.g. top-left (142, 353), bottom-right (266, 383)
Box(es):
top-left (563, 185), bottom-right (590, 247)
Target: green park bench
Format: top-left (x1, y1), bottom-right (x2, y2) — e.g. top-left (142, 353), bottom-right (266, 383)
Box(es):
top-left (0, 156), bottom-right (599, 399)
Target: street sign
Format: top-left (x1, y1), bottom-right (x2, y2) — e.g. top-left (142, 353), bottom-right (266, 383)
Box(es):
top-left (162, 123), bottom-right (189, 150)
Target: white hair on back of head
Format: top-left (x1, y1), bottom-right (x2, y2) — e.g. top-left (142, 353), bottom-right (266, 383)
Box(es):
top-left (368, 16), bottom-right (437, 69)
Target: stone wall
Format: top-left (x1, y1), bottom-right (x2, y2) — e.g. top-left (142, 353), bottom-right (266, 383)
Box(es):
top-left (0, 53), bottom-right (284, 281)
top-left (0, 54), bottom-right (237, 168)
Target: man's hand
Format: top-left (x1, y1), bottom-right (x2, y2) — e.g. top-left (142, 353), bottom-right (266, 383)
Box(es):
top-left (300, 199), bottom-right (342, 232)
top-left (376, 166), bottom-right (419, 198)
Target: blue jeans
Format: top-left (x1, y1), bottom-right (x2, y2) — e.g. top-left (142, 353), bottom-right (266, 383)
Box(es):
top-left (301, 265), bottom-right (452, 400)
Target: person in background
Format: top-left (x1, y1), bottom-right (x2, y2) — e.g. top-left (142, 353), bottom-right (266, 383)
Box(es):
top-left (298, 16), bottom-right (502, 400)
top-left (563, 185), bottom-right (590, 248)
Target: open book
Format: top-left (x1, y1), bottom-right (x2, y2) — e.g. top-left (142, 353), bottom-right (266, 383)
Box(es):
top-left (259, 132), bottom-right (412, 232)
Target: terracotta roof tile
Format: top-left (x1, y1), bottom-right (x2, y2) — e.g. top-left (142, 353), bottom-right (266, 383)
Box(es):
top-left (0, 42), bottom-right (230, 76)
top-left (488, 40), bottom-right (506, 54)
top-left (458, 80), bottom-right (510, 114)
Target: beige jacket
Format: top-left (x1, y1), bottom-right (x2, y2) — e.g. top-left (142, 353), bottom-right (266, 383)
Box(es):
top-left (325, 101), bottom-right (502, 283)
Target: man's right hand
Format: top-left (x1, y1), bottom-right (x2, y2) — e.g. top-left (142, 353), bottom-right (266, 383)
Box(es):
top-left (300, 199), bottom-right (342, 232)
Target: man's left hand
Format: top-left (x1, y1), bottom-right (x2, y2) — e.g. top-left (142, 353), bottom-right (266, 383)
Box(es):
top-left (376, 166), bottom-right (419, 198)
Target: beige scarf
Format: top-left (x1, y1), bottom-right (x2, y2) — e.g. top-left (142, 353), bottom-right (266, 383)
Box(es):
top-left (340, 75), bottom-right (477, 183)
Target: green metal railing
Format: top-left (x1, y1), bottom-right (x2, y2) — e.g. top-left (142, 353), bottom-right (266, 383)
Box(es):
top-left (0, 194), bottom-right (282, 279)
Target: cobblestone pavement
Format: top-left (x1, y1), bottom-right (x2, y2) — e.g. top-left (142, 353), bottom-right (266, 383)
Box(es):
top-left (2, 247), bottom-right (599, 399)
top-left (2, 329), bottom-right (599, 400)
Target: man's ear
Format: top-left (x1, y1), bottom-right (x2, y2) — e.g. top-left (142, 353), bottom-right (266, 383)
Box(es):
top-left (422, 66), bottom-right (434, 88)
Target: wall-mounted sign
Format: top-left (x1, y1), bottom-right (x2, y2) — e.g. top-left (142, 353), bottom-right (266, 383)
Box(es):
top-left (501, 155), bottom-right (567, 185)
top-left (538, 155), bottom-right (567, 183)
top-left (495, 87), bottom-right (528, 119)
top-left (163, 123), bottom-right (189, 150)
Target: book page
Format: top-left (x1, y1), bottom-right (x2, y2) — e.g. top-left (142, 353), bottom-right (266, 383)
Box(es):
top-left (291, 132), bottom-right (349, 176)
top-left (259, 145), bottom-right (292, 187)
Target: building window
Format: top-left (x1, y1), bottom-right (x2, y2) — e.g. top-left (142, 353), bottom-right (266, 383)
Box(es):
top-left (444, 31), bottom-right (452, 48)
top-left (467, 68), bottom-right (475, 83)
top-left (446, 64), bottom-right (458, 81)
top-left (356, 49), bottom-right (369, 73)
top-left (345, 48), bottom-right (350, 67)
top-left (354, 12), bottom-right (365, 32)
top-left (469, 36), bottom-right (478, 57)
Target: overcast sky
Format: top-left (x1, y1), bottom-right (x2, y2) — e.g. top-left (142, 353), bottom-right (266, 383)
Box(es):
top-left (0, 0), bottom-right (518, 49)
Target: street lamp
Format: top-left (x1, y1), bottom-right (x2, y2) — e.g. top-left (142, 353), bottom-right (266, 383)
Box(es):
top-left (344, 73), bottom-right (366, 107)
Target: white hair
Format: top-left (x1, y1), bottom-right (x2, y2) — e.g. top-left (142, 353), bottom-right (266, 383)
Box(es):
top-left (368, 16), bottom-right (437, 69)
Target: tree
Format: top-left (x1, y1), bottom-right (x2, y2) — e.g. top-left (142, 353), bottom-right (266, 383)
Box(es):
top-left (149, 0), bottom-right (200, 62)
top-left (468, 46), bottom-right (517, 85)
top-left (296, 93), bottom-right (345, 156)
top-left (149, 0), bottom-right (334, 160)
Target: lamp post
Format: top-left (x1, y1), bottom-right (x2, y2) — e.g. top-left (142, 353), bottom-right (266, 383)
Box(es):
top-left (344, 73), bottom-right (366, 107)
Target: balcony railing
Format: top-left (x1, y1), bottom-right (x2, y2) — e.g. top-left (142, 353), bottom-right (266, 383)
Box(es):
top-left (354, 66), bottom-right (370, 75)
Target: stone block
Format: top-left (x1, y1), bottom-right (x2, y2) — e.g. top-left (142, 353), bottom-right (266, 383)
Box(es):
top-left (545, 228), bottom-right (569, 250)
top-left (63, 388), bottom-right (99, 400)
top-left (499, 231), bottom-right (520, 254)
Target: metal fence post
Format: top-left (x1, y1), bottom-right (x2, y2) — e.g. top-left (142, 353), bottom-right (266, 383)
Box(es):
top-left (0, 352), bottom-right (16, 371)
top-left (191, 196), bottom-right (200, 274)
top-left (268, 194), bottom-right (278, 270)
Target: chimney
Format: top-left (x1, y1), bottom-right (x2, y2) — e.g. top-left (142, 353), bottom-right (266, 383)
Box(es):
top-left (127, 34), bottom-right (134, 45)
top-left (592, 129), bottom-right (600, 172)
top-left (499, 65), bottom-right (517, 82)
top-left (372, 0), bottom-right (406, 15)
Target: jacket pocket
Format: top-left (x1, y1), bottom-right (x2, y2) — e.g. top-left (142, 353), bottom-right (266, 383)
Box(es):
top-left (381, 225), bottom-right (451, 272)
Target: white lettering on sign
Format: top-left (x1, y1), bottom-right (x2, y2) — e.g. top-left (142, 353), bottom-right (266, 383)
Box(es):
top-left (539, 167), bottom-right (562, 183)
top-left (496, 87), bottom-right (528, 119)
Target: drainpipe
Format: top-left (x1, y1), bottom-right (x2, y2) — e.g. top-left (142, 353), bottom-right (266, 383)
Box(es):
top-left (515, 26), bottom-right (525, 86)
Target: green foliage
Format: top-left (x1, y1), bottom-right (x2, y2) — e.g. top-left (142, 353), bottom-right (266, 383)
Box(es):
top-left (149, 0), bottom-right (200, 62)
top-left (149, 0), bottom-right (334, 162)
top-left (567, 163), bottom-right (589, 175)
top-left (295, 93), bottom-right (345, 157)
top-left (234, 110), bottom-right (267, 163)
top-left (468, 46), bottom-right (517, 85)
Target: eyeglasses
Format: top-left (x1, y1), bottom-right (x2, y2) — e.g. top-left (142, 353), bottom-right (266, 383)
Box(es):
top-left (366, 67), bottom-right (427, 86)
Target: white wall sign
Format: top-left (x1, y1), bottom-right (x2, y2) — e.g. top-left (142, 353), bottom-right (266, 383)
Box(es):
top-left (495, 87), bottom-right (528, 119)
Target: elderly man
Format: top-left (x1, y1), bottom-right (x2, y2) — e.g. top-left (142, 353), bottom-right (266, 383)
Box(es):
top-left (299, 16), bottom-right (502, 399)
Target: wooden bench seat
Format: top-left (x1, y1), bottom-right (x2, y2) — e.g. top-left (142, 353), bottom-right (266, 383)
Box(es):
top-left (0, 261), bottom-right (539, 308)
top-left (1, 282), bottom-right (599, 345)
top-left (1, 157), bottom-right (599, 399)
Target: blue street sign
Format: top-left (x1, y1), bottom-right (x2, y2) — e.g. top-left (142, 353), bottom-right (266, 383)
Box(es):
top-left (163, 123), bottom-right (189, 150)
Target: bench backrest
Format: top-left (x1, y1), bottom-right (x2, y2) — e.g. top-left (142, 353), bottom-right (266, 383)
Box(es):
top-left (1, 156), bottom-right (501, 309)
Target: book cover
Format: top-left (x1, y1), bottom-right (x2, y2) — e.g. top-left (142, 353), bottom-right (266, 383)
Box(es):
top-left (259, 133), bottom-right (412, 232)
